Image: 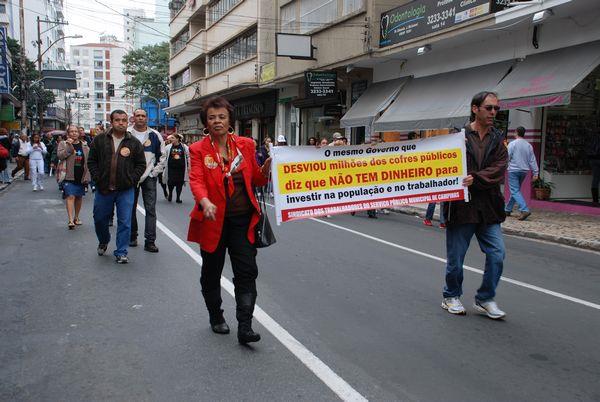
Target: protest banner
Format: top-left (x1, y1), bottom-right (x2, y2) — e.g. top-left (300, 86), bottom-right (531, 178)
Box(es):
top-left (271, 132), bottom-right (468, 224)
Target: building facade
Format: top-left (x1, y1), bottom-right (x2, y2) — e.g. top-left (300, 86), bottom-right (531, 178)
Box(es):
top-left (70, 37), bottom-right (132, 130)
top-left (124, 4), bottom-right (170, 51)
top-left (166, 0), bottom-right (277, 142)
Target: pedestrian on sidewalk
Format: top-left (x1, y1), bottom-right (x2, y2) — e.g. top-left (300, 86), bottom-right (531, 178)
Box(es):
top-left (441, 91), bottom-right (508, 320)
top-left (127, 108), bottom-right (165, 252)
top-left (26, 133), bottom-right (47, 191)
top-left (58, 125), bottom-right (90, 230)
top-left (11, 133), bottom-right (30, 180)
top-left (88, 110), bottom-right (146, 264)
top-left (505, 126), bottom-right (539, 220)
top-left (0, 128), bottom-right (11, 183)
top-left (188, 96), bottom-right (271, 344)
top-left (152, 133), bottom-right (189, 203)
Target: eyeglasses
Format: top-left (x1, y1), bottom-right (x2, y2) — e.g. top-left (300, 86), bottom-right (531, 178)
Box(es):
top-left (481, 105), bottom-right (500, 112)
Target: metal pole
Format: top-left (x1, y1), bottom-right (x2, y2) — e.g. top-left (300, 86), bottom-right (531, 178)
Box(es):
top-left (18, 0), bottom-right (27, 134)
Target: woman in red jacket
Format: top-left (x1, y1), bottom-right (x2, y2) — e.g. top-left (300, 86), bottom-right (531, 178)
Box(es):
top-left (188, 97), bottom-right (271, 344)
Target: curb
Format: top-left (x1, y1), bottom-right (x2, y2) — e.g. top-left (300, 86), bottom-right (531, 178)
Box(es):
top-left (391, 206), bottom-right (600, 253)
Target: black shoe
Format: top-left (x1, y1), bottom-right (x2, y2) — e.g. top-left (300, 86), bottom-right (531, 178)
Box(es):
top-left (129, 238), bottom-right (138, 247)
top-left (238, 325), bottom-right (261, 344)
top-left (167, 194), bottom-right (172, 202)
top-left (115, 255), bottom-right (129, 264)
top-left (97, 243), bottom-right (107, 256)
top-left (212, 322), bottom-right (230, 334)
top-left (176, 199), bottom-right (182, 204)
top-left (144, 242), bottom-right (159, 253)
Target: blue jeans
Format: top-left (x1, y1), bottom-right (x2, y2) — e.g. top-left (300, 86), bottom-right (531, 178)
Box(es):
top-left (0, 166), bottom-right (10, 182)
top-left (505, 170), bottom-right (529, 213)
top-left (444, 223), bottom-right (505, 302)
top-left (93, 188), bottom-right (135, 257)
top-left (425, 202), bottom-right (445, 224)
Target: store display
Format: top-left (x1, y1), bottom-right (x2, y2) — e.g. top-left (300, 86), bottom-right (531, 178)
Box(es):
top-left (544, 114), bottom-right (598, 174)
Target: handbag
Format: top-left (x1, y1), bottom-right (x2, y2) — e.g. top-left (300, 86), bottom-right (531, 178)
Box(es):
top-left (254, 187), bottom-right (276, 248)
top-left (56, 160), bottom-right (67, 183)
top-left (0, 144), bottom-right (8, 159)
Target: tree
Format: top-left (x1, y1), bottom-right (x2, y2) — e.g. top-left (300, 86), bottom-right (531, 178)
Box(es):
top-left (122, 42), bottom-right (170, 100)
top-left (7, 38), bottom-right (56, 118)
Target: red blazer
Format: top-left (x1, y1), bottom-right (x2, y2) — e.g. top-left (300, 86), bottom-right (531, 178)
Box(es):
top-left (187, 135), bottom-right (268, 252)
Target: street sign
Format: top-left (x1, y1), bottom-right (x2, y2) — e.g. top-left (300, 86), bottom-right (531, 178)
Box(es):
top-left (305, 71), bottom-right (337, 98)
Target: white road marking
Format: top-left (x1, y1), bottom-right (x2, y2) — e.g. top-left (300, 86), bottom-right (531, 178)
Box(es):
top-left (310, 217), bottom-right (600, 311)
top-left (137, 206), bottom-right (368, 402)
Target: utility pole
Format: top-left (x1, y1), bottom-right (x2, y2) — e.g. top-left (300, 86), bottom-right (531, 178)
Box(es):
top-left (19, 0), bottom-right (27, 134)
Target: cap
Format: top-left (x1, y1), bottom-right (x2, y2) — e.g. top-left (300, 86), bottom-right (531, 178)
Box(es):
top-left (277, 135), bottom-right (286, 143)
top-left (332, 132), bottom-right (343, 140)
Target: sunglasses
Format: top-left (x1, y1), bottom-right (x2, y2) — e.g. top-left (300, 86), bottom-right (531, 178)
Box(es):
top-left (481, 105), bottom-right (501, 112)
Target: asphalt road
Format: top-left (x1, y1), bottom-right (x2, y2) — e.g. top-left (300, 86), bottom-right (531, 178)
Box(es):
top-left (1, 179), bottom-right (599, 401)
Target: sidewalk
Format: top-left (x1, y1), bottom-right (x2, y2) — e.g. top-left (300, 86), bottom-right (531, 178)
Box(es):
top-left (393, 203), bottom-right (600, 252)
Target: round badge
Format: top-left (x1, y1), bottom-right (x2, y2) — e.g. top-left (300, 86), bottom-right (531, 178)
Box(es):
top-left (204, 155), bottom-right (218, 169)
top-left (173, 154), bottom-right (180, 160)
top-left (120, 147), bottom-right (131, 157)
top-left (144, 139), bottom-right (151, 147)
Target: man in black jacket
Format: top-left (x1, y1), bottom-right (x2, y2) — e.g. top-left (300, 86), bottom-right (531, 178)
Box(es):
top-left (441, 92), bottom-right (508, 320)
top-left (88, 110), bottom-right (146, 264)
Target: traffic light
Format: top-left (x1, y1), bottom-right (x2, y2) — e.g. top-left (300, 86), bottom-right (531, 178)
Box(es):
top-left (107, 83), bottom-right (115, 97)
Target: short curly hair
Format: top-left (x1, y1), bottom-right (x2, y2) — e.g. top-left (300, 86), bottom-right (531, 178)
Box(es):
top-left (200, 97), bottom-right (235, 127)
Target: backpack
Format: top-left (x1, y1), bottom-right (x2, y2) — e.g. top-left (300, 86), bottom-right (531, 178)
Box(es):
top-left (0, 144), bottom-right (8, 159)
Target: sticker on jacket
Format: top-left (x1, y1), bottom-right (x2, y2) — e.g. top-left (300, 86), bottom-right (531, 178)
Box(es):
top-left (120, 147), bottom-right (131, 157)
top-left (204, 155), bottom-right (218, 169)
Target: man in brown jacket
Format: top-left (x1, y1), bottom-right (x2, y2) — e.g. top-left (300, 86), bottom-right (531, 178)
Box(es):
top-left (441, 91), bottom-right (508, 320)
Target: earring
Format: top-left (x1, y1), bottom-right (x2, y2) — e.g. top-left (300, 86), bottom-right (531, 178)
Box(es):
top-left (228, 126), bottom-right (235, 134)
top-left (203, 128), bottom-right (210, 135)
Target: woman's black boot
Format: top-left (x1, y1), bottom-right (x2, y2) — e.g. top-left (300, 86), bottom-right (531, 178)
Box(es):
top-left (236, 293), bottom-right (260, 344)
top-left (202, 289), bottom-right (230, 334)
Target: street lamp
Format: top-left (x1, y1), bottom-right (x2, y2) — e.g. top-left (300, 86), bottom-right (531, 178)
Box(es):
top-left (37, 34), bottom-right (83, 71)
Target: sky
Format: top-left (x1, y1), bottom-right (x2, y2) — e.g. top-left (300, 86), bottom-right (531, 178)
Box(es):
top-left (63, 0), bottom-right (165, 48)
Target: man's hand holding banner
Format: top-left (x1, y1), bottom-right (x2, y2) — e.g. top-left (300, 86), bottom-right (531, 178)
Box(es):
top-left (271, 132), bottom-right (469, 224)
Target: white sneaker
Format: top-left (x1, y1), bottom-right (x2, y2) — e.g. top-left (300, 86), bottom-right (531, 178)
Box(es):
top-left (39, 185), bottom-right (44, 191)
top-left (474, 300), bottom-right (506, 319)
top-left (442, 297), bottom-right (466, 315)
top-left (33, 186), bottom-right (38, 192)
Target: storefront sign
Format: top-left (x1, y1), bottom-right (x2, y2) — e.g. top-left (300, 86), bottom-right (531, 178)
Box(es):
top-left (500, 93), bottom-right (571, 110)
top-left (271, 132), bottom-right (468, 223)
top-left (233, 92), bottom-right (277, 120)
top-left (379, 0), bottom-right (509, 48)
top-left (260, 62), bottom-right (276, 83)
top-left (305, 71), bottom-right (337, 98)
top-left (0, 28), bottom-right (11, 94)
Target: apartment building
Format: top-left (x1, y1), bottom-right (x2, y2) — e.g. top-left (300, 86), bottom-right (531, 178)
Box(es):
top-left (70, 37), bottom-right (131, 130)
top-left (124, 3), bottom-right (170, 51)
top-left (166, 0), bottom-right (277, 142)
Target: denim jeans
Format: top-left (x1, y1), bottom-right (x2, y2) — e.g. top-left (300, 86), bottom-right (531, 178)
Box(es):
top-left (93, 188), bottom-right (135, 257)
top-left (425, 202), bottom-right (445, 224)
top-left (505, 170), bottom-right (529, 213)
top-left (131, 177), bottom-right (157, 243)
top-left (0, 166), bottom-right (10, 182)
top-left (444, 223), bottom-right (505, 302)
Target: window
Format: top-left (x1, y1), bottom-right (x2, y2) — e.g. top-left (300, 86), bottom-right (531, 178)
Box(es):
top-left (72, 49), bottom-right (80, 56)
top-left (96, 104), bottom-right (102, 110)
top-left (93, 50), bottom-right (103, 59)
top-left (94, 71), bottom-right (103, 80)
top-left (94, 60), bottom-right (103, 69)
top-left (95, 82), bottom-right (103, 90)
top-left (300, 0), bottom-right (337, 33)
top-left (82, 49), bottom-right (89, 56)
top-left (95, 92), bottom-right (104, 99)
top-left (171, 30), bottom-right (189, 55)
top-left (83, 80), bottom-right (89, 88)
top-left (171, 68), bottom-right (190, 90)
top-left (342, 0), bottom-right (363, 15)
top-left (280, 2), bottom-right (297, 33)
top-left (207, 0), bottom-right (242, 25)
top-left (95, 113), bottom-right (103, 121)
top-left (208, 30), bottom-right (257, 75)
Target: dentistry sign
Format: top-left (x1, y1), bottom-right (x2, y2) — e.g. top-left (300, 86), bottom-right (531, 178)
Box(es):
top-left (379, 0), bottom-right (509, 48)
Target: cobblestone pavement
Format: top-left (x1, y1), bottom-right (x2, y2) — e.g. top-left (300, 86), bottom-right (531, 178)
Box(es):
top-left (393, 203), bottom-right (600, 252)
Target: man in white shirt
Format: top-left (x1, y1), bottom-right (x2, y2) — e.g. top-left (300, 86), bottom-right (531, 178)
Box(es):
top-left (505, 126), bottom-right (539, 221)
top-left (127, 109), bottom-right (165, 252)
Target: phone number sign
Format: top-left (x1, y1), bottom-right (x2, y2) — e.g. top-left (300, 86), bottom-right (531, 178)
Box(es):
top-left (379, 0), bottom-right (508, 48)
top-left (305, 71), bottom-right (337, 98)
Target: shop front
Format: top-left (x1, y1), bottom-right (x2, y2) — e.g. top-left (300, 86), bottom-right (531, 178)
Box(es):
top-left (231, 91), bottom-right (277, 143)
top-left (496, 40), bottom-right (600, 213)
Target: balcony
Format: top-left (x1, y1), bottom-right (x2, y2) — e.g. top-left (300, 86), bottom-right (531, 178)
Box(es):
top-left (170, 45), bottom-right (195, 76)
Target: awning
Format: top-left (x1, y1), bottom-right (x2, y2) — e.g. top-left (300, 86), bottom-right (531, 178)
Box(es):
top-left (495, 40), bottom-right (600, 109)
top-left (373, 61), bottom-right (512, 132)
top-left (340, 77), bottom-right (409, 128)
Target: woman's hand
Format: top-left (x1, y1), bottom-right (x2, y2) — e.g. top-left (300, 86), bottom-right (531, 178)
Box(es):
top-left (260, 157), bottom-right (272, 177)
top-left (200, 198), bottom-right (217, 220)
